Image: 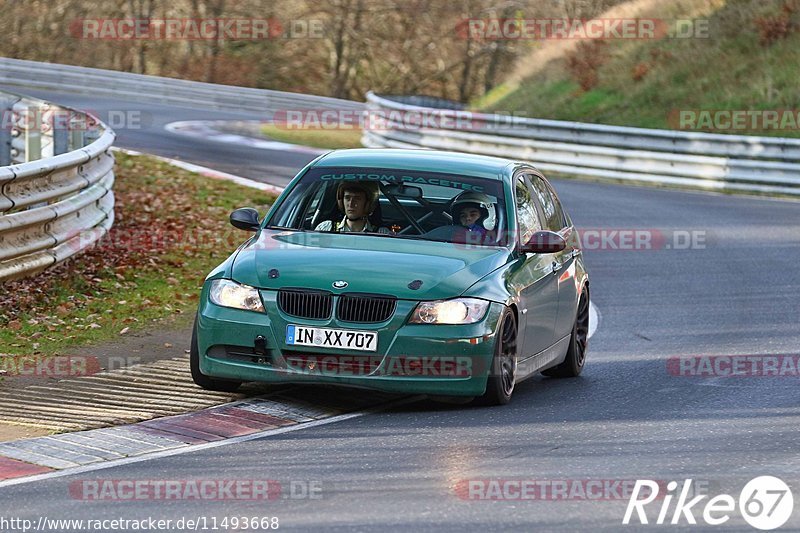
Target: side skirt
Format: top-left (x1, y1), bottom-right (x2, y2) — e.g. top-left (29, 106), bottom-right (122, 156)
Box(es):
top-left (515, 334), bottom-right (570, 382)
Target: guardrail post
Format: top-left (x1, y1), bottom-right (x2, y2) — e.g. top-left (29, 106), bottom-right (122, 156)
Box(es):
top-left (0, 98), bottom-right (11, 166)
top-left (84, 128), bottom-right (101, 146)
top-left (25, 128), bottom-right (41, 162)
top-left (24, 104), bottom-right (42, 162)
top-left (10, 101), bottom-right (26, 164)
top-left (69, 112), bottom-right (86, 150)
top-left (53, 109), bottom-right (69, 156)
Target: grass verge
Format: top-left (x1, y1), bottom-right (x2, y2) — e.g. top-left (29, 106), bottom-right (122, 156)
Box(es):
top-left (0, 152), bottom-right (276, 363)
top-left (261, 124), bottom-right (363, 149)
top-left (483, 0), bottom-right (800, 138)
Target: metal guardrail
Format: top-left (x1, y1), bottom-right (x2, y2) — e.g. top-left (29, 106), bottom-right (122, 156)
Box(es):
top-left (0, 58), bottom-right (365, 282)
top-left (363, 93), bottom-right (800, 196)
top-left (0, 58), bottom-right (363, 114)
top-left (0, 89), bottom-right (115, 281)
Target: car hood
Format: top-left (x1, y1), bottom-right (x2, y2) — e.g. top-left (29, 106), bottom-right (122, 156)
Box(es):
top-left (230, 229), bottom-right (511, 300)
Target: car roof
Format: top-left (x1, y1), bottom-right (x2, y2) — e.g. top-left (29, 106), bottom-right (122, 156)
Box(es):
top-left (312, 149), bottom-right (525, 180)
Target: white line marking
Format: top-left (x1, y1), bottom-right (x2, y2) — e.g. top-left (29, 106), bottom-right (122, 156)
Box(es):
top-left (164, 120), bottom-right (327, 155)
top-left (588, 301), bottom-right (599, 339)
top-left (111, 147), bottom-right (285, 195)
top-left (0, 396), bottom-right (421, 489)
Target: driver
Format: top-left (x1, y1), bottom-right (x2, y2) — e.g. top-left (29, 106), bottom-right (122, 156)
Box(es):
top-left (315, 181), bottom-right (389, 234)
top-left (450, 191), bottom-right (493, 237)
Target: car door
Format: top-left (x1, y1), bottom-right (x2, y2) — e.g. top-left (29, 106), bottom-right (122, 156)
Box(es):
top-left (529, 172), bottom-right (579, 341)
top-left (509, 173), bottom-right (560, 360)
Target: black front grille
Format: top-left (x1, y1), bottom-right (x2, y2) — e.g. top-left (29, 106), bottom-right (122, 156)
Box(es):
top-left (337, 294), bottom-right (397, 323)
top-left (278, 289), bottom-right (332, 319)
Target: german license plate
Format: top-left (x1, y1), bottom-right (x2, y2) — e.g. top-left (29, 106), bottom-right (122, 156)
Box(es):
top-left (286, 325), bottom-right (378, 352)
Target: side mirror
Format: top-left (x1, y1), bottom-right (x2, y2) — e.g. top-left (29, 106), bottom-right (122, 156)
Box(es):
top-left (230, 207), bottom-right (261, 231)
top-left (520, 230), bottom-right (566, 254)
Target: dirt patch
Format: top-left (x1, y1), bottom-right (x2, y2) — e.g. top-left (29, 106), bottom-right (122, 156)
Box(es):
top-left (0, 313), bottom-right (194, 389)
top-left (0, 424), bottom-right (51, 442)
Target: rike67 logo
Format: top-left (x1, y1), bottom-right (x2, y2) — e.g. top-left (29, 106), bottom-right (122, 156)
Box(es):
top-left (623, 476), bottom-right (794, 530)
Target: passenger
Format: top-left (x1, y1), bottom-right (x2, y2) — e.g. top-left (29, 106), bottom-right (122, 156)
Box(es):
top-left (451, 191), bottom-right (493, 237)
top-left (315, 182), bottom-right (389, 234)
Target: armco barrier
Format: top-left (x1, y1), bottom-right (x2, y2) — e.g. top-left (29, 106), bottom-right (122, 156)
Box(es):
top-left (362, 93), bottom-right (800, 196)
top-left (0, 89), bottom-right (115, 281)
top-left (0, 58), bottom-right (363, 114)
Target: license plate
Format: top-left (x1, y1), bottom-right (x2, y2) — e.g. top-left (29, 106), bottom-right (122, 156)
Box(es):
top-left (285, 325), bottom-right (378, 352)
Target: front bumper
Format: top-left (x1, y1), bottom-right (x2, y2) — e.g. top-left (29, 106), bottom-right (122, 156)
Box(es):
top-left (196, 285), bottom-right (504, 396)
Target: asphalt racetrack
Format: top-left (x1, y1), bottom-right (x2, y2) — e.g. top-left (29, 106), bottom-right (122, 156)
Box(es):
top-left (2, 87), bottom-right (798, 531)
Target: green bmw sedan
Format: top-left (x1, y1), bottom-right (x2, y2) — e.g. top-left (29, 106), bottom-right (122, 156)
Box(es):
top-left (191, 149), bottom-right (589, 405)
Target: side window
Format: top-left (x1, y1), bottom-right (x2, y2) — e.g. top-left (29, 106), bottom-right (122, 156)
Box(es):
top-left (543, 180), bottom-right (568, 229)
top-left (530, 175), bottom-right (565, 232)
top-left (515, 175), bottom-right (541, 244)
top-left (302, 182), bottom-right (328, 229)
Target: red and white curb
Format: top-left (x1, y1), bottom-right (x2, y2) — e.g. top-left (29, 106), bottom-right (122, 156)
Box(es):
top-left (0, 393), bottom-right (409, 486)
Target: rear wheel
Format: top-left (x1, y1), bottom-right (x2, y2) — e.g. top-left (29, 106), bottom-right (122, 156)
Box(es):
top-left (190, 315), bottom-right (242, 393)
top-left (478, 308), bottom-right (518, 405)
top-left (542, 291), bottom-right (589, 378)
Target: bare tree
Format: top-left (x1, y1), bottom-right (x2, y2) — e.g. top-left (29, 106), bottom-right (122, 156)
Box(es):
top-left (0, 0), bottom-right (628, 101)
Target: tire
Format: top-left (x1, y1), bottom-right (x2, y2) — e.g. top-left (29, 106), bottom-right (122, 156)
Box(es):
top-left (542, 291), bottom-right (589, 378)
top-left (190, 315), bottom-right (243, 393)
top-left (478, 308), bottom-right (518, 406)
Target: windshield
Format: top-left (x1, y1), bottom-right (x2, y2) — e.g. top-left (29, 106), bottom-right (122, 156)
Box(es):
top-left (266, 167), bottom-right (508, 246)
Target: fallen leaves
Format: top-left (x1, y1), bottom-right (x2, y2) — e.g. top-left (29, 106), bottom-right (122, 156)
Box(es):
top-left (0, 153), bottom-right (275, 356)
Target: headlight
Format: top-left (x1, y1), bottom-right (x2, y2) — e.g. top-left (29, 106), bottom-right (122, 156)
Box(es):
top-left (209, 279), bottom-right (265, 313)
top-left (409, 298), bottom-right (489, 325)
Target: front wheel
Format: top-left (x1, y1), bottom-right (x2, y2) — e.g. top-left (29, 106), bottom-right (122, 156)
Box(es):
top-left (542, 291), bottom-right (589, 378)
top-left (478, 308), bottom-right (518, 405)
top-left (190, 315), bottom-right (243, 393)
